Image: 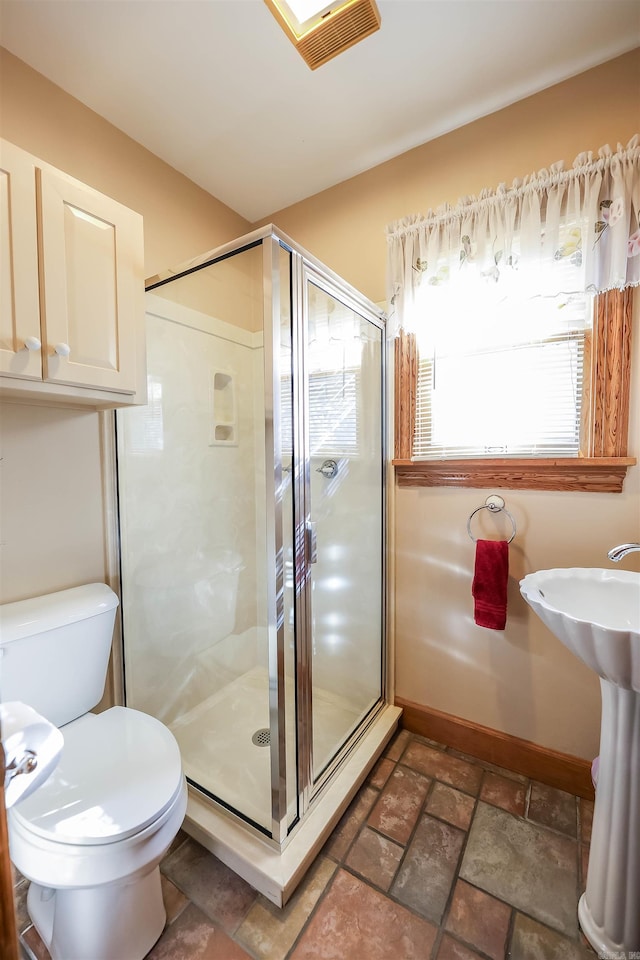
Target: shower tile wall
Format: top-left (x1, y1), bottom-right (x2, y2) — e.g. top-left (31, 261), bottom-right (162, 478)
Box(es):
top-left (118, 296), bottom-right (265, 726)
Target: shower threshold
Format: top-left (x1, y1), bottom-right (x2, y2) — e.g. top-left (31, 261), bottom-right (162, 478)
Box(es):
top-left (182, 701), bottom-right (402, 906)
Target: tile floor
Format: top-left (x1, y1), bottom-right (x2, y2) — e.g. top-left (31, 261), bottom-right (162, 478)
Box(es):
top-left (14, 728), bottom-right (597, 960)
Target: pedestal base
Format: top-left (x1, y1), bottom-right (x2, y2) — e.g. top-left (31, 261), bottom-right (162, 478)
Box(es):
top-left (579, 681), bottom-right (640, 953)
top-left (579, 893), bottom-right (630, 957)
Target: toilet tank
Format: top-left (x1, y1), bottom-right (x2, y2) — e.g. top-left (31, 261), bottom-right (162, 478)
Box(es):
top-left (0, 583), bottom-right (119, 728)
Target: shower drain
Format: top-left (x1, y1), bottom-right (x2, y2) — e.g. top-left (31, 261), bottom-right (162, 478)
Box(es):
top-left (252, 728), bottom-right (271, 747)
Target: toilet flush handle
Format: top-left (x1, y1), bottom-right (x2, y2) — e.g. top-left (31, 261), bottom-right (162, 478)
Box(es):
top-left (4, 748), bottom-right (38, 787)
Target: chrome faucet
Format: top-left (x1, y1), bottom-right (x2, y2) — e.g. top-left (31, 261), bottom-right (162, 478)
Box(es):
top-left (607, 543), bottom-right (640, 562)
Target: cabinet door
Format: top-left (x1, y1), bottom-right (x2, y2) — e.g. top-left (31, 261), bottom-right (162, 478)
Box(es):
top-left (38, 166), bottom-right (143, 393)
top-left (0, 140), bottom-right (43, 379)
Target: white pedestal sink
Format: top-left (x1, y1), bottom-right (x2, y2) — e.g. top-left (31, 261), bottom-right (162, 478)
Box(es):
top-left (520, 567), bottom-right (640, 955)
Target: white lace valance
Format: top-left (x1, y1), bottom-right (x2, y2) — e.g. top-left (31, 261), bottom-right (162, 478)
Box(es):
top-left (386, 136), bottom-right (640, 334)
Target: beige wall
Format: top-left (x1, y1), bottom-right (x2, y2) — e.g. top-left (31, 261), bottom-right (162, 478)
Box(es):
top-left (264, 49), bottom-right (640, 760)
top-left (0, 47), bottom-right (250, 604)
top-left (1, 46), bottom-right (638, 759)
top-left (0, 49), bottom-right (250, 280)
top-left (260, 50), bottom-right (640, 305)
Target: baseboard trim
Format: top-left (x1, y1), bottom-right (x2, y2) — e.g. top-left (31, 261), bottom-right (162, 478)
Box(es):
top-left (396, 697), bottom-right (595, 801)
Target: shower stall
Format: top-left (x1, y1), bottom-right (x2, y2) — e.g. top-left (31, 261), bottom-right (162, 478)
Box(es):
top-left (115, 226), bottom-right (400, 904)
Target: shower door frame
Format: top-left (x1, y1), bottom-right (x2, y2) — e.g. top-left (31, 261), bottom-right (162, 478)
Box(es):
top-left (282, 237), bottom-right (389, 830)
top-left (263, 235), bottom-right (291, 844)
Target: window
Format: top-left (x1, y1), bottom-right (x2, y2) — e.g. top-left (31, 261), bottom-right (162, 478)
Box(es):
top-left (412, 268), bottom-right (591, 460)
top-left (386, 137), bottom-right (638, 491)
top-left (394, 286), bottom-right (634, 492)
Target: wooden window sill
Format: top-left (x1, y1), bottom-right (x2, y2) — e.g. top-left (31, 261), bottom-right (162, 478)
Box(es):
top-left (392, 457), bottom-right (637, 492)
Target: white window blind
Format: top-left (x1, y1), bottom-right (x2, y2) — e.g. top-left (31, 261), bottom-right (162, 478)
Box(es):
top-left (308, 369), bottom-right (358, 456)
top-left (412, 266), bottom-right (592, 460)
top-left (280, 369), bottom-right (359, 458)
top-left (129, 376), bottom-right (164, 453)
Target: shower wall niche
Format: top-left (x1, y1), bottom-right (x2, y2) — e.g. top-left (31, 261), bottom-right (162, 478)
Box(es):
top-left (210, 370), bottom-right (237, 445)
top-left (116, 226), bottom-right (400, 904)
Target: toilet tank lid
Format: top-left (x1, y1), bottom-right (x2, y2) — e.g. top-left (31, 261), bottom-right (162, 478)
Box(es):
top-left (0, 584), bottom-right (119, 645)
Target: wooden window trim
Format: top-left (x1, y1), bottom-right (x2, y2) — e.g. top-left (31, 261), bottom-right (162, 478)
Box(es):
top-left (393, 288), bottom-right (636, 492)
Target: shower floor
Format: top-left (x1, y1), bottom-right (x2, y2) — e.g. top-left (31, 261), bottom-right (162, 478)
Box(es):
top-left (169, 665), bottom-right (366, 832)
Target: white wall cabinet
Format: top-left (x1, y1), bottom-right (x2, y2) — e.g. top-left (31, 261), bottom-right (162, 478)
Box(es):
top-left (0, 138), bottom-right (146, 407)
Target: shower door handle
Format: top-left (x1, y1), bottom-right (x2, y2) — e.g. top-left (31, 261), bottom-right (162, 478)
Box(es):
top-left (306, 521), bottom-right (318, 564)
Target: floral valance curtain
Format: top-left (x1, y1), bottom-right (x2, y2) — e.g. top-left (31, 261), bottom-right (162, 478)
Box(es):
top-left (385, 136), bottom-right (640, 334)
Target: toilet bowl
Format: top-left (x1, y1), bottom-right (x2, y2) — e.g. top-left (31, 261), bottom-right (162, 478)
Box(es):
top-left (0, 584), bottom-right (188, 960)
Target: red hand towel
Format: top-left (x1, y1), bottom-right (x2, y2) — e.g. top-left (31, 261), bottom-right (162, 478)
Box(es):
top-left (472, 539), bottom-right (509, 630)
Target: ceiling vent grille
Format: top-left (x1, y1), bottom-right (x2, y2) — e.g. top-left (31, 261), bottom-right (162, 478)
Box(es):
top-left (265, 0), bottom-right (381, 70)
top-left (298, 0), bottom-right (380, 69)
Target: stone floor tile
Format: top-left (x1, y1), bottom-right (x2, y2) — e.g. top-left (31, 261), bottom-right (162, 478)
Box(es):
top-left (460, 802), bottom-right (578, 937)
top-left (161, 837), bottom-right (257, 934)
top-left (235, 856), bottom-right (336, 960)
top-left (480, 770), bottom-right (526, 817)
top-left (412, 732), bottom-right (447, 750)
top-left (166, 828), bottom-right (189, 858)
top-left (580, 844), bottom-right (590, 893)
top-left (345, 826), bottom-right (404, 891)
top-left (9, 730), bottom-right (592, 960)
top-left (146, 903), bottom-right (252, 960)
top-left (579, 797), bottom-right (594, 843)
top-left (402, 741), bottom-right (483, 795)
top-left (580, 931), bottom-right (599, 956)
top-left (447, 749), bottom-right (528, 784)
top-left (392, 814), bottom-right (465, 924)
top-left (444, 879), bottom-right (511, 960)
top-left (509, 911), bottom-right (594, 960)
top-left (426, 781), bottom-right (476, 830)
top-left (436, 933), bottom-right (486, 960)
top-left (368, 756), bottom-right (396, 790)
top-left (161, 875), bottom-right (189, 924)
top-left (384, 727), bottom-right (411, 761)
top-left (13, 877), bottom-right (30, 936)
top-left (290, 868), bottom-right (438, 959)
top-left (527, 781), bottom-right (577, 837)
top-left (323, 784), bottom-right (379, 860)
top-left (21, 926), bottom-right (50, 960)
top-left (367, 764), bottom-right (431, 844)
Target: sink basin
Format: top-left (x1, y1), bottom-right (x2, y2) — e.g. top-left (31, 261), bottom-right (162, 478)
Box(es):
top-left (519, 567), bottom-right (640, 691)
top-left (520, 566), bottom-right (640, 954)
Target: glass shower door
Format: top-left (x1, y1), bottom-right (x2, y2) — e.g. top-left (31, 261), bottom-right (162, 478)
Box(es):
top-left (303, 273), bottom-right (385, 784)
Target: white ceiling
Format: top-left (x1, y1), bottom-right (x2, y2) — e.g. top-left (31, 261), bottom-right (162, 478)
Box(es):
top-left (1, 0), bottom-right (639, 222)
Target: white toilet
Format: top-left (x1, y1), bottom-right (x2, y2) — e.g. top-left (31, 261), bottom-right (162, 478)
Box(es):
top-left (0, 582), bottom-right (188, 960)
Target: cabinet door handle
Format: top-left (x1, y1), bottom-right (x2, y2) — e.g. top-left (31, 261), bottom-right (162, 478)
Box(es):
top-left (52, 342), bottom-right (71, 358)
top-left (23, 336), bottom-right (41, 352)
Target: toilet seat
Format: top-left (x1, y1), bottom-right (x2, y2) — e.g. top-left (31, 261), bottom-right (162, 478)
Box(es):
top-left (12, 706), bottom-right (184, 846)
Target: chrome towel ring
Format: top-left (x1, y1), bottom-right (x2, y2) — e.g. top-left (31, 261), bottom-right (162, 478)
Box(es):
top-left (467, 495), bottom-right (516, 544)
